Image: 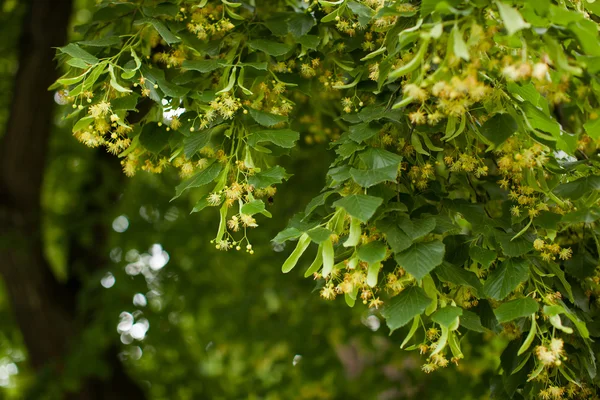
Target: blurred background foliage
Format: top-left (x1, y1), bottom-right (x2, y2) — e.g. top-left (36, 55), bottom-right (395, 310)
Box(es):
top-left (0, 1), bottom-right (508, 399)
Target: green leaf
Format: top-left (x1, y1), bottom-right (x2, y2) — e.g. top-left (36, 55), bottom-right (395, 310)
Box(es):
top-left (307, 227), bottom-right (332, 244)
top-left (297, 35), bottom-right (320, 49)
top-left (182, 59), bottom-right (223, 73)
top-left (139, 123), bottom-right (169, 153)
top-left (480, 114), bottom-right (518, 148)
top-left (584, 118), bottom-right (600, 140)
top-left (435, 262), bottom-right (483, 295)
top-left (72, 116), bottom-right (94, 133)
top-left (58, 43), bottom-right (99, 65)
top-left (495, 1), bottom-right (530, 36)
top-left (282, 233), bottom-right (311, 273)
top-left (482, 258), bottom-right (530, 301)
top-left (553, 176), bottom-right (600, 200)
top-left (350, 165), bottom-right (398, 188)
top-left (377, 219), bottom-right (412, 253)
top-left (494, 297), bottom-right (539, 323)
top-left (111, 93), bottom-right (139, 110)
top-left (172, 162), bottom-right (223, 200)
top-left (157, 77), bottom-right (189, 98)
top-left (333, 194), bottom-right (383, 222)
top-left (452, 25), bottom-right (470, 61)
top-left (461, 310), bottom-right (486, 332)
top-left (398, 216), bottom-right (436, 241)
top-left (248, 108), bottom-right (288, 127)
top-left (495, 231), bottom-right (532, 257)
top-left (248, 166), bottom-right (291, 189)
top-left (358, 147), bottom-right (403, 169)
top-left (431, 306), bottom-right (463, 328)
top-left (272, 227), bottom-right (302, 244)
top-left (241, 200), bottom-right (266, 216)
top-left (381, 287), bottom-right (432, 333)
top-left (78, 36), bottom-right (121, 47)
top-left (150, 19), bottom-right (181, 45)
top-left (469, 246), bottom-right (497, 268)
top-left (184, 130), bottom-right (212, 159)
top-left (394, 241), bottom-right (445, 280)
top-left (349, 122), bottom-right (380, 143)
top-left (357, 241), bottom-right (387, 264)
top-left (521, 102), bottom-right (560, 136)
top-left (347, 0), bottom-right (374, 26)
top-left (248, 39), bottom-right (294, 56)
top-left (248, 129), bottom-right (299, 148)
top-left (287, 13), bottom-right (316, 37)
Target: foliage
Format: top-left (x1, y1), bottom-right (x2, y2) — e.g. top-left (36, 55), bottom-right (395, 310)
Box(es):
top-left (51, 0), bottom-right (600, 397)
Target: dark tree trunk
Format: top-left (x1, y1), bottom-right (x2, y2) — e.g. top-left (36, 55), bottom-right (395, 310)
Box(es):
top-left (0, 1), bottom-right (146, 399)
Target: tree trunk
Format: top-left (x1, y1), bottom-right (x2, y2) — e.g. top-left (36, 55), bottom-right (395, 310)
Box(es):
top-left (0, 1), bottom-right (146, 398)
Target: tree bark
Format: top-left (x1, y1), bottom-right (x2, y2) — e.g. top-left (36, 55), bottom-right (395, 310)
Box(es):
top-left (0, 1), bottom-right (146, 399)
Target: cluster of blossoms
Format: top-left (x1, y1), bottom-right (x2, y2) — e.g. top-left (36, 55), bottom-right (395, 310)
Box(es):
top-left (533, 239), bottom-right (573, 262)
top-left (184, 4), bottom-right (235, 41)
top-left (72, 99), bottom-right (133, 156)
top-left (419, 328), bottom-right (461, 373)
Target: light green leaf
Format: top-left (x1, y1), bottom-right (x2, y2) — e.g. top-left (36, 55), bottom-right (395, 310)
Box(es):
top-left (333, 194), bottom-right (383, 223)
top-left (282, 233), bottom-right (311, 273)
top-left (241, 200), bottom-right (266, 216)
top-left (58, 43), bottom-right (99, 65)
top-left (584, 118), bottom-right (600, 140)
top-left (494, 297), bottom-right (539, 323)
top-left (359, 147), bottom-right (403, 169)
top-left (182, 59), bottom-right (223, 73)
top-left (394, 241), bottom-right (445, 280)
top-left (495, 1), bottom-right (530, 36)
top-left (482, 258), bottom-right (530, 300)
top-left (381, 287), bottom-right (432, 333)
top-left (452, 25), bottom-right (470, 61)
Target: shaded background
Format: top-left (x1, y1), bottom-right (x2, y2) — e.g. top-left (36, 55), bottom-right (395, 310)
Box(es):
top-left (0, 1), bottom-right (504, 399)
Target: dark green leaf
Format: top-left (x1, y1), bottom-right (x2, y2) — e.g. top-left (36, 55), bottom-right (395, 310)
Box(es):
top-left (183, 130), bottom-right (212, 159)
top-left (307, 227), bottom-right (332, 244)
top-left (172, 162), bottom-right (223, 200)
top-left (150, 19), bottom-right (181, 45)
top-left (182, 59), bottom-right (223, 73)
top-left (381, 287), bottom-right (432, 333)
top-left (469, 246), bottom-right (497, 268)
top-left (139, 123), bottom-right (169, 153)
top-left (553, 176), bottom-right (600, 200)
top-left (377, 219), bottom-right (412, 253)
top-left (494, 297), bottom-right (539, 323)
top-left (248, 39), bottom-right (294, 56)
top-left (483, 258), bottom-right (530, 301)
top-left (349, 123), bottom-right (380, 143)
top-left (248, 165), bottom-right (291, 189)
top-left (333, 194), bottom-right (383, 222)
top-left (435, 262), bottom-right (483, 295)
top-left (357, 241), bottom-right (387, 264)
top-left (350, 165), bottom-right (398, 188)
top-left (480, 114), bottom-right (518, 147)
top-left (248, 129), bottom-right (299, 148)
top-left (431, 306), bottom-right (463, 327)
top-left (58, 43), bottom-right (99, 65)
top-left (248, 108), bottom-right (288, 127)
top-left (395, 241), bottom-right (445, 280)
top-left (287, 13), bottom-right (316, 37)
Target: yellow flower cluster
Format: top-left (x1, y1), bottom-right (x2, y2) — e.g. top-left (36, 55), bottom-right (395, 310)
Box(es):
top-left (185, 5), bottom-right (235, 41)
top-left (533, 239), bottom-right (573, 262)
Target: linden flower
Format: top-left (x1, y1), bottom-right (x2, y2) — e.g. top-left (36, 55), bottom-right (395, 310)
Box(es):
top-left (368, 297), bottom-right (383, 309)
top-left (534, 239), bottom-right (546, 251)
top-left (409, 110), bottom-right (426, 125)
top-left (320, 285), bottom-right (336, 300)
top-left (559, 247), bottom-right (572, 260)
top-left (403, 83), bottom-right (428, 102)
top-left (535, 345), bottom-right (556, 366)
top-left (532, 62), bottom-right (549, 80)
top-left (421, 363), bottom-right (436, 373)
top-left (240, 213), bottom-right (258, 228)
top-left (550, 338), bottom-right (564, 357)
top-left (207, 192), bottom-right (222, 206)
top-left (227, 216), bottom-right (240, 232)
top-left (216, 239), bottom-right (231, 251)
top-left (546, 386), bottom-right (565, 399)
top-left (89, 101), bottom-right (111, 118)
